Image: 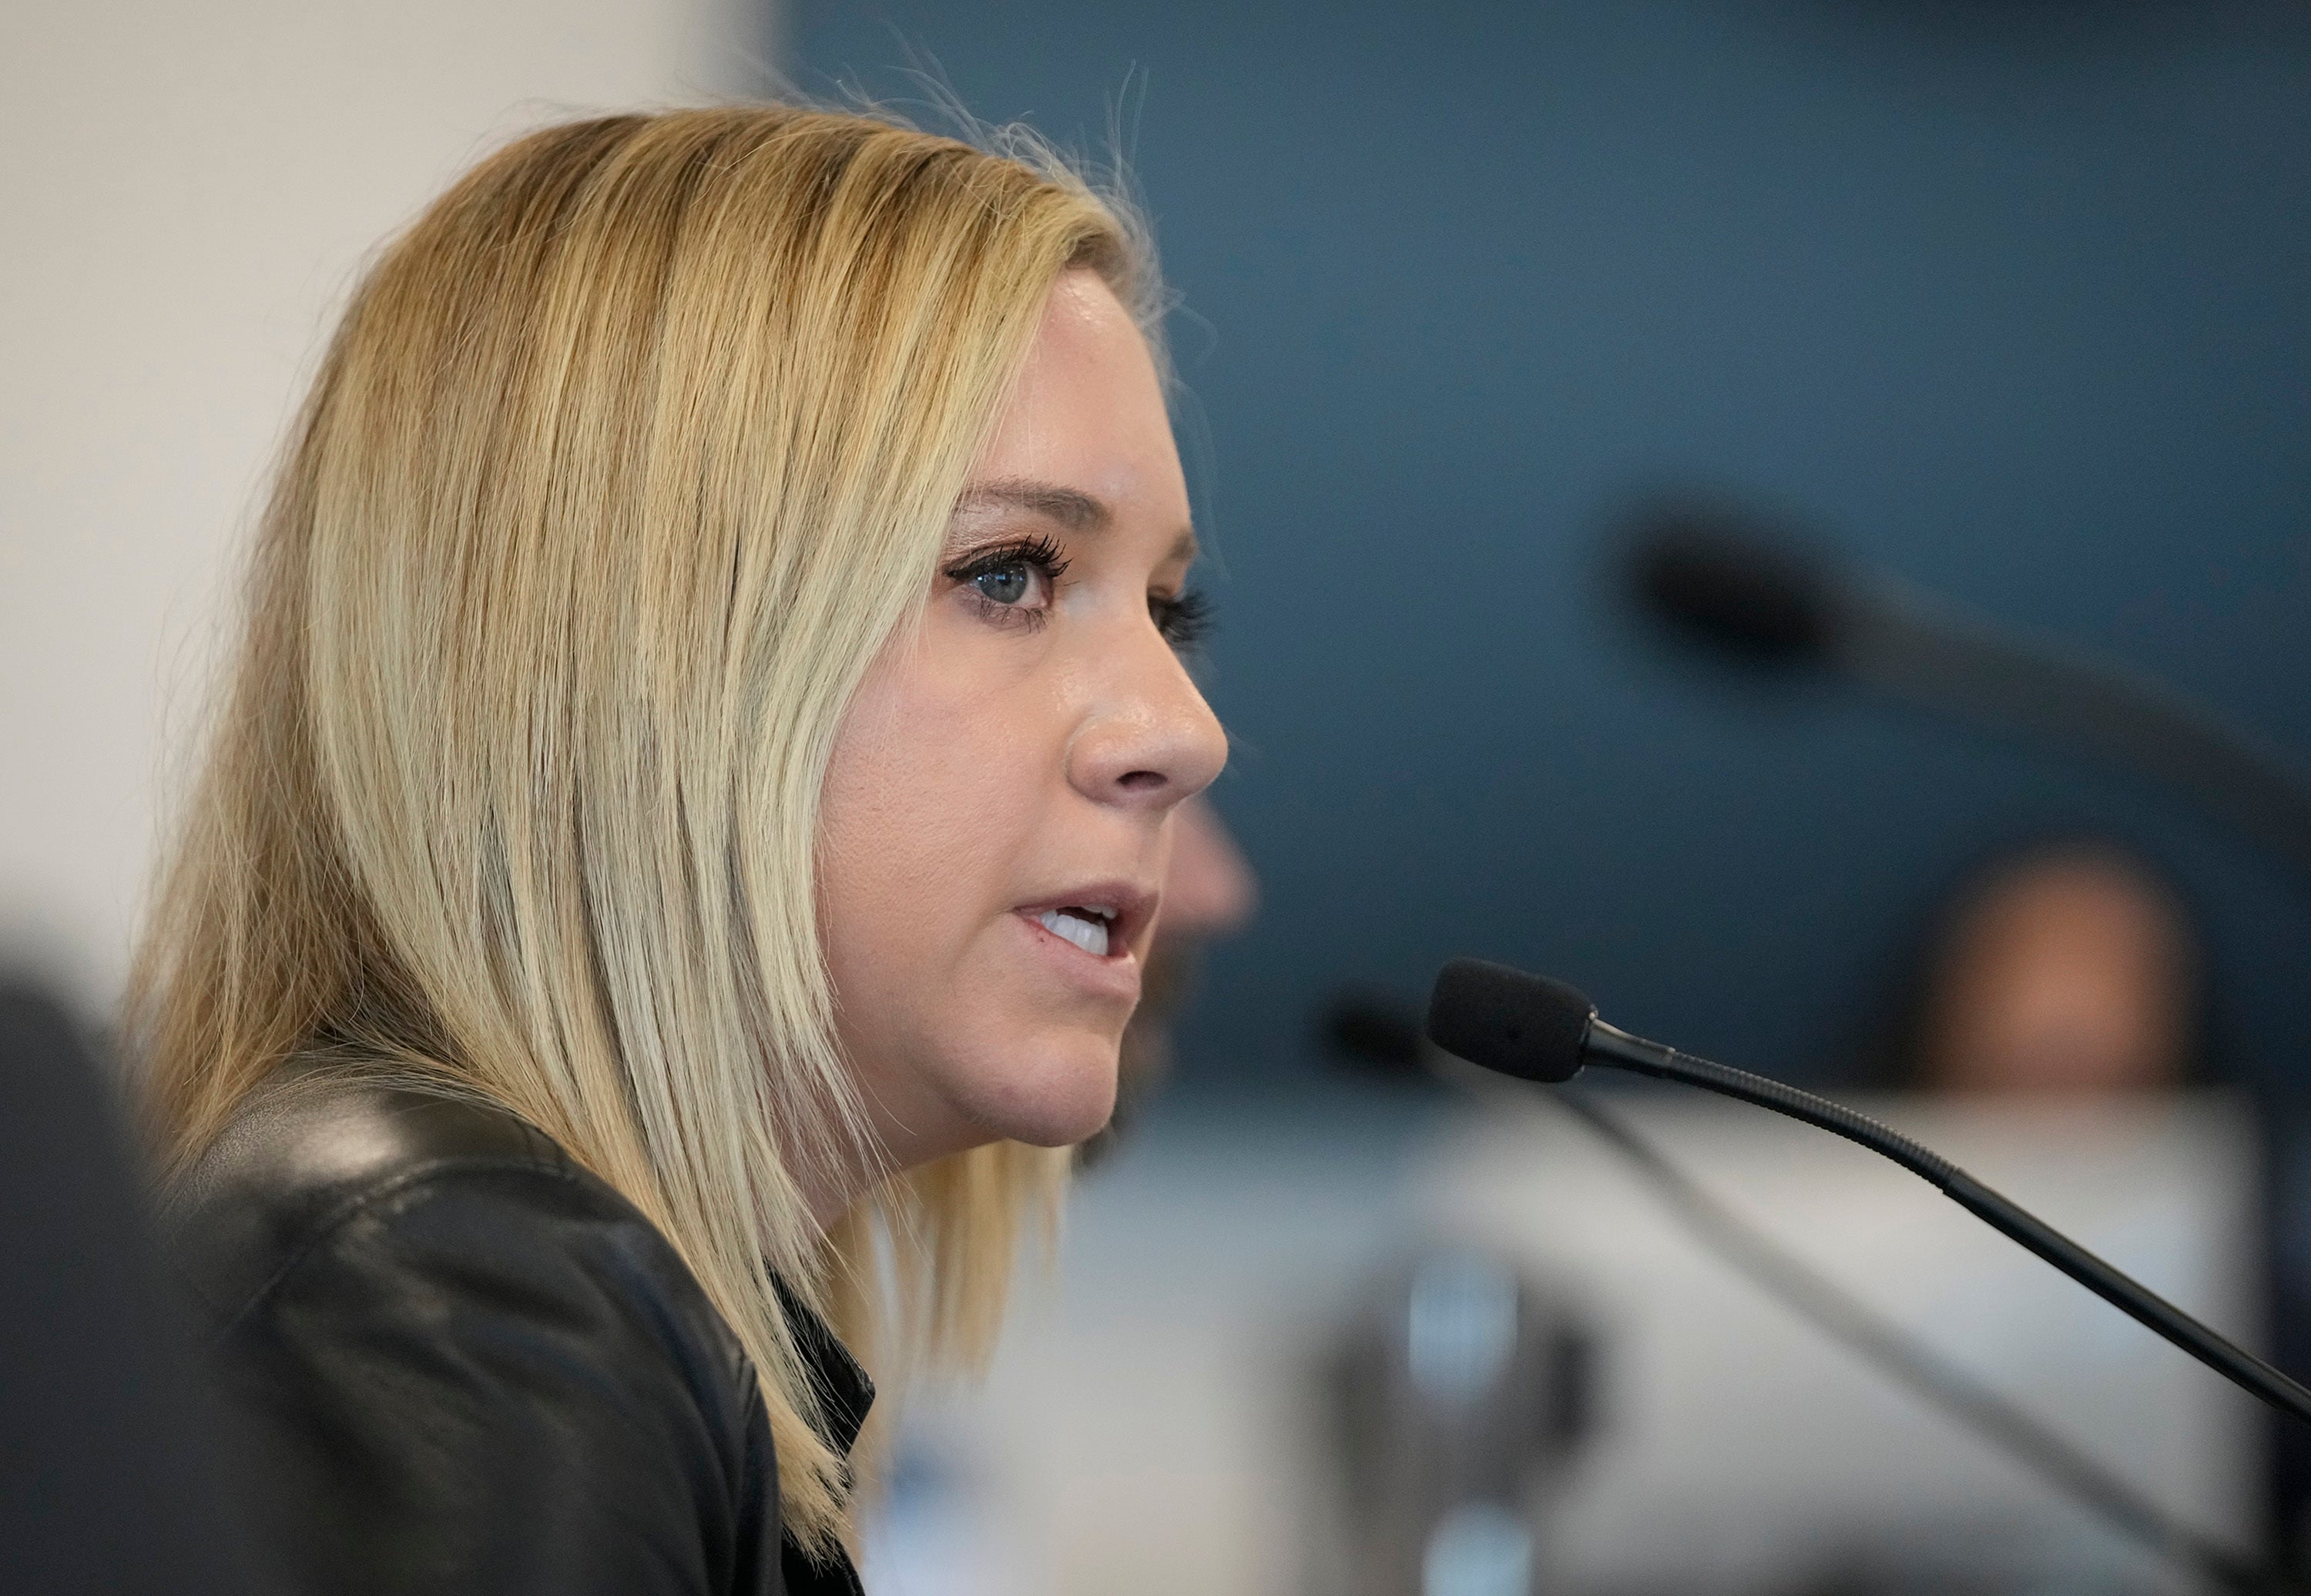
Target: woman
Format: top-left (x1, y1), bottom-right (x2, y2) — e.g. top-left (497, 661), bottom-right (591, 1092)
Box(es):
top-left (130, 105), bottom-right (1226, 1594)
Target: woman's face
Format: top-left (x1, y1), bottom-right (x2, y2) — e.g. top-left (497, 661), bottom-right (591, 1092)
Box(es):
top-left (818, 270), bottom-right (1228, 1176)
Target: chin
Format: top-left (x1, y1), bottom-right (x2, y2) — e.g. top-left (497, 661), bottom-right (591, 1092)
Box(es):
top-left (955, 1029), bottom-right (1123, 1148)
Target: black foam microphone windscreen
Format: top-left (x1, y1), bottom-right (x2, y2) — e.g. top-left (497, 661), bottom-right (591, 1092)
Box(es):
top-left (1425, 959), bottom-right (1595, 1084)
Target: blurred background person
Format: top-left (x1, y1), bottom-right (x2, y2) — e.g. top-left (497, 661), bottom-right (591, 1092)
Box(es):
top-left (1890, 839), bottom-right (2202, 1100)
top-left (1080, 793), bottom-right (1259, 1164)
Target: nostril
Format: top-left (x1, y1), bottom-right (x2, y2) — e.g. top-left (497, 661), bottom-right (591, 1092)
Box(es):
top-left (1116, 770), bottom-right (1166, 793)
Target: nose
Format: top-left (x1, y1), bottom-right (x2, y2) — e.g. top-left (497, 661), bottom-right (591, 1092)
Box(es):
top-left (1066, 628), bottom-right (1227, 814)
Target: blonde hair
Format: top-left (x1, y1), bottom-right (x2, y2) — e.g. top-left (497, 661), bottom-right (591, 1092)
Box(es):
top-left (127, 104), bottom-right (1156, 1552)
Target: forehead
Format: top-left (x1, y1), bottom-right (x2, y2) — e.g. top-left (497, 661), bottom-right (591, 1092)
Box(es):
top-left (971, 272), bottom-right (1187, 528)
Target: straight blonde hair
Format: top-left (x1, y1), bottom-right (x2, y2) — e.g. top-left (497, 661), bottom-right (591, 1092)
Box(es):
top-left (127, 104), bottom-right (1158, 1554)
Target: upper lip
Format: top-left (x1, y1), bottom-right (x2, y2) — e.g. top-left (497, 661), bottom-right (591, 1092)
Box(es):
top-left (1016, 880), bottom-right (1159, 956)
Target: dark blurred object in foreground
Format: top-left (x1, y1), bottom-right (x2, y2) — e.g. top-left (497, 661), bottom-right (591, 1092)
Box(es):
top-left (0, 979), bottom-right (247, 1595)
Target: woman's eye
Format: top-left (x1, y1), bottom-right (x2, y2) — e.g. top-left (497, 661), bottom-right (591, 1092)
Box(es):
top-left (972, 564), bottom-right (1034, 606)
top-left (944, 535), bottom-right (1068, 629)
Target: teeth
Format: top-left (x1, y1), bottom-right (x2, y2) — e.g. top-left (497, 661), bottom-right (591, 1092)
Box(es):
top-left (1038, 908), bottom-right (1110, 957)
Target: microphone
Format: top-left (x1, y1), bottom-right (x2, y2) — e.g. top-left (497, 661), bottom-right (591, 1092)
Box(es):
top-left (1622, 504), bottom-right (2311, 880)
top-left (1427, 957), bottom-right (2311, 1431)
top-left (1326, 985), bottom-right (2289, 1592)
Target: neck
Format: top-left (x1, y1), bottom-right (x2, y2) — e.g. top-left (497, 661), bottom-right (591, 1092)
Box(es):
top-left (802, 1165), bottom-right (863, 1231)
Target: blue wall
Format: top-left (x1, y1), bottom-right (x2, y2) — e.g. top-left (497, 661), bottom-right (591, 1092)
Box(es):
top-left (793, 2), bottom-right (2311, 1091)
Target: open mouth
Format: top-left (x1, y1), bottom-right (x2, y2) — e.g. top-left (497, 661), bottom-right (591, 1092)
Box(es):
top-left (1035, 905), bottom-right (1116, 958)
top-left (1018, 884), bottom-right (1152, 971)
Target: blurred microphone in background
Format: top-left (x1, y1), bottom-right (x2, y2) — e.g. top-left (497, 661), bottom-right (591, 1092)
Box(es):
top-left (1618, 498), bottom-right (2248, 1103)
top-left (1620, 499), bottom-right (2311, 884)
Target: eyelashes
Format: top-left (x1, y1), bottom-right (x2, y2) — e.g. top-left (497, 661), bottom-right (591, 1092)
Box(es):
top-left (941, 534), bottom-right (1216, 654)
top-left (943, 532), bottom-right (1071, 590)
top-left (943, 535), bottom-right (1070, 631)
top-left (1150, 588), bottom-right (1214, 652)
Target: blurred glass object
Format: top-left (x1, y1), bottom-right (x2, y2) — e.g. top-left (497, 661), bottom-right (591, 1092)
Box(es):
top-left (1408, 1252), bottom-right (1522, 1407)
top-left (1315, 1246), bottom-right (1595, 1596)
top-left (1423, 1501), bottom-right (1535, 1596)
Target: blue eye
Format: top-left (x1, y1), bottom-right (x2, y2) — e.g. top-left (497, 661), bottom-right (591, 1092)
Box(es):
top-left (945, 534), bottom-right (1069, 629)
top-left (973, 565), bottom-right (1031, 605)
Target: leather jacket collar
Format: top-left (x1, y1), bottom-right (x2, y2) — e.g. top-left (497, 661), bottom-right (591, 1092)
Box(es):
top-left (776, 1279), bottom-right (874, 1459)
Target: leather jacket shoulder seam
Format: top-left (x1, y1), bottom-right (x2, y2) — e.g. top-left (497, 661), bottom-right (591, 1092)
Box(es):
top-left (206, 1155), bottom-right (589, 1343)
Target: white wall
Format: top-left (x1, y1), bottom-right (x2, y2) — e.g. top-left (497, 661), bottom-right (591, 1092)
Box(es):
top-left (0, 1), bottom-right (758, 1009)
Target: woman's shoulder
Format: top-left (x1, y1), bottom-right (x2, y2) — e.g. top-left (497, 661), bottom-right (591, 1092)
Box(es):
top-left (167, 1056), bottom-right (738, 1374)
top-left (167, 1057), bottom-right (791, 1595)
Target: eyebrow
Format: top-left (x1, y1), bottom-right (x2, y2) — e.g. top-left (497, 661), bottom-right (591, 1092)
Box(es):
top-left (954, 478), bottom-right (1110, 531)
top-left (953, 476), bottom-right (1199, 565)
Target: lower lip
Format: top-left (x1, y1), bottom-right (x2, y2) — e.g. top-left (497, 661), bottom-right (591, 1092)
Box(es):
top-left (1015, 911), bottom-right (1141, 1001)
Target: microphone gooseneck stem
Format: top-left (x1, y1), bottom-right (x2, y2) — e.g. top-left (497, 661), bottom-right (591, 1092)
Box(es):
top-left (1535, 1085), bottom-right (2277, 1594)
top-left (1838, 582), bottom-right (2311, 883)
top-left (1583, 1018), bottom-right (2311, 1428)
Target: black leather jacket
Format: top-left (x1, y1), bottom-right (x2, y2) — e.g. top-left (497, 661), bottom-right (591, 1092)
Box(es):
top-left (167, 1058), bottom-right (870, 1596)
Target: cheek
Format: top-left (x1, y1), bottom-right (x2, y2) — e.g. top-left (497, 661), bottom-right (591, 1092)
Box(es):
top-left (814, 626), bottom-right (1127, 1151)
top-left (816, 632), bottom-right (1051, 1060)
top-left (820, 669), bottom-right (1005, 978)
